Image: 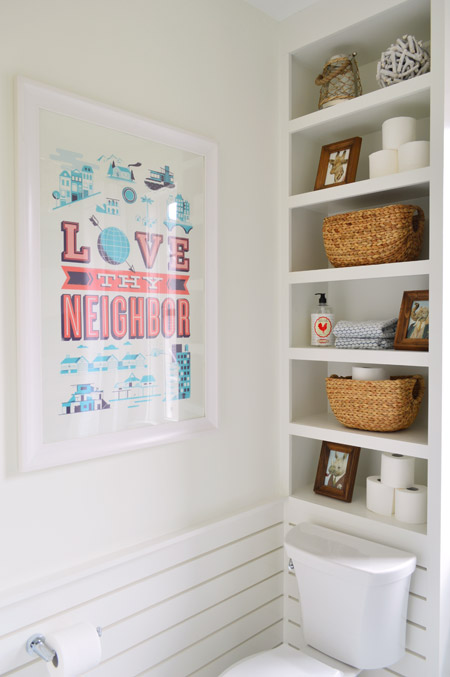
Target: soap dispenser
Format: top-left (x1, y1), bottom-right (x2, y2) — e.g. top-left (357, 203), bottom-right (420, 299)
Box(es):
top-left (311, 292), bottom-right (334, 346)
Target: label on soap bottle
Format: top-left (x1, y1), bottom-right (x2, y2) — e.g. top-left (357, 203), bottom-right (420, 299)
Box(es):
top-left (311, 313), bottom-right (334, 346)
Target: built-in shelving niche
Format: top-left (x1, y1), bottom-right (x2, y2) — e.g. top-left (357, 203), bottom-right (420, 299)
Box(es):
top-left (290, 273), bottom-right (429, 348)
top-left (289, 0), bottom-right (430, 121)
top-left (290, 105), bottom-right (430, 198)
top-left (290, 194), bottom-right (429, 275)
top-left (283, 0), bottom-right (435, 666)
top-left (289, 359), bottom-right (428, 450)
top-left (290, 435), bottom-right (428, 536)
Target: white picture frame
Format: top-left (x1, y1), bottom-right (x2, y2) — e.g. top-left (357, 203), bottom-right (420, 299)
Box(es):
top-left (16, 78), bottom-right (218, 471)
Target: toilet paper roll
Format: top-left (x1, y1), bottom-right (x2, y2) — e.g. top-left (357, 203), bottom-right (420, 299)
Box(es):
top-left (382, 116), bottom-right (417, 150)
top-left (45, 623), bottom-right (102, 676)
top-left (398, 140), bottom-right (430, 172)
top-left (366, 476), bottom-right (395, 516)
top-left (395, 484), bottom-right (427, 524)
top-left (352, 366), bottom-right (388, 381)
top-left (369, 149), bottom-right (398, 178)
top-left (380, 453), bottom-right (415, 489)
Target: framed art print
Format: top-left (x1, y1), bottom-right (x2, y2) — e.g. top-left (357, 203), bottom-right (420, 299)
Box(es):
top-left (394, 290), bottom-right (429, 351)
top-left (314, 441), bottom-right (360, 502)
top-left (314, 137), bottom-right (362, 190)
top-left (16, 78), bottom-right (218, 470)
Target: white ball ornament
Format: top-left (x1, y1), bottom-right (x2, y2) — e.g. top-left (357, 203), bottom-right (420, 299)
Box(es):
top-left (377, 35), bottom-right (430, 88)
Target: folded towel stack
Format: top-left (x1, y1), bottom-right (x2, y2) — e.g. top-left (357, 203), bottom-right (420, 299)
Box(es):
top-left (333, 318), bottom-right (398, 350)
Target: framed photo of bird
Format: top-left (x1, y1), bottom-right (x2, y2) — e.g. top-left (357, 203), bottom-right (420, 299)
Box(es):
top-left (314, 137), bottom-right (362, 190)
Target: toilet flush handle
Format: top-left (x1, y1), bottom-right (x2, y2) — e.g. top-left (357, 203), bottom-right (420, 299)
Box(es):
top-left (288, 558), bottom-right (295, 572)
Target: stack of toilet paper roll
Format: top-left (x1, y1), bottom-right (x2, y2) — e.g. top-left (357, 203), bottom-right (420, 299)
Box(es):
top-left (366, 452), bottom-right (427, 524)
top-left (369, 116), bottom-right (430, 178)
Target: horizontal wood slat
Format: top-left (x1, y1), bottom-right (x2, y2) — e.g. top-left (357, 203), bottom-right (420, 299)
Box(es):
top-left (99, 574), bottom-right (284, 668)
top-left (389, 650), bottom-right (427, 677)
top-left (284, 619), bottom-right (302, 649)
top-left (0, 501), bottom-right (284, 677)
top-left (0, 501), bottom-right (285, 634)
top-left (94, 600), bottom-right (284, 677)
top-left (0, 549), bottom-right (284, 674)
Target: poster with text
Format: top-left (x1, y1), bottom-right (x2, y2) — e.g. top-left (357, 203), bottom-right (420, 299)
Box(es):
top-left (16, 80), bottom-right (217, 470)
top-left (38, 109), bottom-right (207, 445)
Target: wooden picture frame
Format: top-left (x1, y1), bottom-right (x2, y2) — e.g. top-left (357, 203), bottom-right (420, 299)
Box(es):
top-left (314, 136), bottom-right (362, 190)
top-left (394, 290), bottom-right (429, 351)
top-left (314, 441), bottom-right (360, 502)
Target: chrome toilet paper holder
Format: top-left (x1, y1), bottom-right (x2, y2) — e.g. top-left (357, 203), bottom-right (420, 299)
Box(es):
top-left (26, 627), bottom-right (102, 664)
top-left (26, 634), bottom-right (57, 663)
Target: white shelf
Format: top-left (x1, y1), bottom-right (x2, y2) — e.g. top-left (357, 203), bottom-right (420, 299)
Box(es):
top-left (289, 167), bottom-right (430, 212)
top-left (289, 412), bottom-right (428, 459)
top-left (288, 347), bottom-right (430, 367)
top-left (289, 73), bottom-right (431, 141)
top-left (289, 259), bottom-right (430, 283)
top-left (290, 485), bottom-right (427, 536)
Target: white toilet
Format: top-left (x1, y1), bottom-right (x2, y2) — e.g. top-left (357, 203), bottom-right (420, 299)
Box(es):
top-left (221, 522), bottom-right (416, 676)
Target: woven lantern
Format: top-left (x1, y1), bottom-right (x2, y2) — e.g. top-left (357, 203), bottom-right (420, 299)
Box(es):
top-left (315, 52), bottom-right (362, 109)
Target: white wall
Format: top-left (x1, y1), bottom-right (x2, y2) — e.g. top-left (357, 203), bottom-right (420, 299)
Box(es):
top-left (0, 0), bottom-right (281, 592)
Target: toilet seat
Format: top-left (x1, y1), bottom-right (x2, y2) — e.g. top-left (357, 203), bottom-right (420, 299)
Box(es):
top-left (221, 644), bottom-right (360, 676)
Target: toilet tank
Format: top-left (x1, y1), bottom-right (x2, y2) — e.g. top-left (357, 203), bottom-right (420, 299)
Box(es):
top-left (285, 523), bottom-right (416, 670)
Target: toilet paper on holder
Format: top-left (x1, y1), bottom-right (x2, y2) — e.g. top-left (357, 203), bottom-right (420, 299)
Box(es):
top-left (27, 623), bottom-right (102, 677)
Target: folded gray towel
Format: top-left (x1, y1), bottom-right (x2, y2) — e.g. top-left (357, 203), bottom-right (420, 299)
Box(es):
top-left (335, 337), bottom-right (395, 350)
top-left (333, 318), bottom-right (398, 339)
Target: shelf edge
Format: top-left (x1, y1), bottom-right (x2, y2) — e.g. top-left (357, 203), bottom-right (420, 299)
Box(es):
top-left (288, 420), bottom-right (429, 459)
top-left (289, 73), bottom-right (431, 135)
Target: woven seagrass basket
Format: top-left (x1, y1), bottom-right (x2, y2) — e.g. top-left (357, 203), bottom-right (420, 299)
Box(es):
top-left (326, 374), bottom-right (425, 432)
top-left (322, 204), bottom-right (424, 268)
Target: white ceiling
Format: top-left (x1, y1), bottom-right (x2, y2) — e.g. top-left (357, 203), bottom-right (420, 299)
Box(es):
top-left (244, 0), bottom-right (321, 22)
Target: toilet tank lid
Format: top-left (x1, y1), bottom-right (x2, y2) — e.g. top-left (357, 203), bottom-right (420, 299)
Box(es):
top-left (285, 523), bottom-right (416, 586)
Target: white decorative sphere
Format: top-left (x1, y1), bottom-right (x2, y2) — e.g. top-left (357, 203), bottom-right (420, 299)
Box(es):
top-left (377, 35), bottom-right (430, 88)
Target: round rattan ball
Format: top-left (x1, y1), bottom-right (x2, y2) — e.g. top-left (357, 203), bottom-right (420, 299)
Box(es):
top-left (377, 35), bottom-right (430, 88)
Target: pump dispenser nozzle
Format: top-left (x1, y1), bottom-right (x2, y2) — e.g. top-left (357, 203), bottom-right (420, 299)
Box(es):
top-left (315, 292), bottom-right (327, 305)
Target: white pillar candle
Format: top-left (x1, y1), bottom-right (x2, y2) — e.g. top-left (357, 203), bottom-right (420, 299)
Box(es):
top-left (369, 149), bottom-right (398, 178)
top-left (382, 116), bottom-right (416, 150)
top-left (398, 140), bottom-right (430, 172)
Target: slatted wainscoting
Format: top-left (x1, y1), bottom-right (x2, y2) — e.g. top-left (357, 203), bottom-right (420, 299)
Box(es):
top-left (284, 497), bottom-right (429, 677)
top-left (0, 500), bottom-right (284, 677)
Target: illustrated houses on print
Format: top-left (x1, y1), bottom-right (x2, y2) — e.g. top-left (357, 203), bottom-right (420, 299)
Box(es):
top-left (61, 383), bottom-right (110, 414)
